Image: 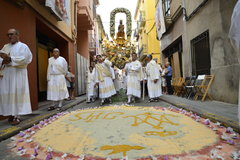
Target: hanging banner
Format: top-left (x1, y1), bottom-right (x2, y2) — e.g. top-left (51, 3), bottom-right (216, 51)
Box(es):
top-left (45, 0), bottom-right (71, 25)
top-left (155, 0), bottom-right (166, 39)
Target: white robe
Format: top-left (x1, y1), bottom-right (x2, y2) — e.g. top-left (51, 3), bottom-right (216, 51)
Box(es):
top-left (146, 60), bottom-right (162, 98)
top-left (47, 56), bottom-right (69, 101)
top-left (127, 60), bottom-right (142, 98)
top-left (0, 42), bottom-right (32, 116)
top-left (94, 60), bottom-right (116, 99)
top-left (87, 70), bottom-right (97, 98)
top-left (0, 58), bottom-right (3, 77)
top-left (113, 68), bottom-right (121, 91)
top-left (123, 63), bottom-right (130, 90)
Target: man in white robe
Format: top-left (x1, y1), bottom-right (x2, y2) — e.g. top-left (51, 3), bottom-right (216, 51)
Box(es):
top-left (47, 48), bottom-right (69, 111)
top-left (0, 28), bottom-right (32, 125)
top-left (123, 58), bottom-right (132, 91)
top-left (127, 53), bottom-right (142, 104)
top-left (87, 66), bottom-right (97, 103)
top-left (146, 54), bottom-right (162, 102)
top-left (94, 55), bottom-right (116, 105)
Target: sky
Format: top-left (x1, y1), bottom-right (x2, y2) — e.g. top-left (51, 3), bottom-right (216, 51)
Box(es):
top-left (97, 0), bottom-right (138, 39)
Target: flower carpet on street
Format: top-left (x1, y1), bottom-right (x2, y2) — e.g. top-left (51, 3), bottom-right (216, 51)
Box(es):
top-left (9, 106), bottom-right (240, 160)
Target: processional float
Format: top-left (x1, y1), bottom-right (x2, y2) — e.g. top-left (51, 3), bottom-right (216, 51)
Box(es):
top-left (102, 8), bottom-right (136, 69)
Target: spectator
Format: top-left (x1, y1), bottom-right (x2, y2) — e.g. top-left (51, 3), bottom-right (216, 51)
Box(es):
top-left (165, 62), bottom-right (173, 95)
top-left (65, 66), bottom-right (75, 100)
top-left (161, 64), bottom-right (168, 94)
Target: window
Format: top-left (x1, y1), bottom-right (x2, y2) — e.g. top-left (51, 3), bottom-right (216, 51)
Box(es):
top-left (191, 31), bottom-right (211, 76)
top-left (163, 0), bottom-right (171, 16)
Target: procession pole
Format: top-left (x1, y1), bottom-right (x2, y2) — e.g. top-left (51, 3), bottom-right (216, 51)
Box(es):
top-left (142, 67), bottom-right (145, 101)
top-left (142, 80), bottom-right (145, 100)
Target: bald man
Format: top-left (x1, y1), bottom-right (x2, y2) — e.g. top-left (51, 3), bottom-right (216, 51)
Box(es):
top-left (47, 48), bottom-right (69, 111)
top-left (0, 28), bottom-right (32, 125)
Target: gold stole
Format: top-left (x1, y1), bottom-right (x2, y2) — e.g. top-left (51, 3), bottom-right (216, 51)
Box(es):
top-left (95, 63), bottom-right (112, 82)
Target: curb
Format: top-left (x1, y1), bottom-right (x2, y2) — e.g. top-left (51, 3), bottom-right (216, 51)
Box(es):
top-left (159, 97), bottom-right (240, 132)
top-left (0, 98), bottom-right (86, 142)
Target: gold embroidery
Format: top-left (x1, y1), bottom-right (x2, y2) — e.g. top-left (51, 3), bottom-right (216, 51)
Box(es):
top-left (96, 63), bottom-right (112, 82)
top-left (99, 85), bottom-right (115, 94)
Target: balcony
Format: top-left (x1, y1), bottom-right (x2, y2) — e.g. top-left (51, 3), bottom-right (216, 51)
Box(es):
top-left (76, 0), bottom-right (94, 30)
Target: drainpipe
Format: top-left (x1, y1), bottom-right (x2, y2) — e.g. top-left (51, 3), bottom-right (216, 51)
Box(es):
top-left (74, 0), bottom-right (79, 95)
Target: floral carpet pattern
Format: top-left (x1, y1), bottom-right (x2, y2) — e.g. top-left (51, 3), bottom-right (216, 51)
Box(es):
top-left (9, 106), bottom-right (240, 160)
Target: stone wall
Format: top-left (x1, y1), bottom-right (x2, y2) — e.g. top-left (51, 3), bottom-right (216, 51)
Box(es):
top-left (183, 0), bottom-right (239, 104)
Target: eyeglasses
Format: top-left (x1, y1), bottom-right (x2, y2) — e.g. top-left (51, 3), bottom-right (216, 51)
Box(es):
top-left (7, 33), bottom-right (15, 36)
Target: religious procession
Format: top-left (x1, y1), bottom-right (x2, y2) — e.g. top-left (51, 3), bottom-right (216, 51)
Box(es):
top-left (0, 0), bottom-right (240, 159)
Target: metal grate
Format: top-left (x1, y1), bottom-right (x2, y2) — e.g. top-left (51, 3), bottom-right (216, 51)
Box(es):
top-left (191, 30), bottom-right (211, 76)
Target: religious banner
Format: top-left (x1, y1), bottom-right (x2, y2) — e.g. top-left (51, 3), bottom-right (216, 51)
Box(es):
top-left (155, 0), bottom-right (166, 40)
top-left (45, 0), bottom-right (71, 24)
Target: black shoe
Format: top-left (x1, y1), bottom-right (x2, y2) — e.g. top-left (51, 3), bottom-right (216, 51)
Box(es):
top-left (47, 106), bottom-right (55, 111)
top-left (11, 118), bottom-right (20, 125)
top-left (132, 98), bottom-right (136, 103)
top-left (56, 107), bottom-right (62, 111)
top-left (154, 98), bottom-right (159, 102)
top-left (148, 99), bottom-right (154, 102)
top-left (8, 116), bottom-right (14, 123)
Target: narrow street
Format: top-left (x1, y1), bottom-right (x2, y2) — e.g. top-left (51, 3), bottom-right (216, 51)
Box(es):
top-left (0, 93), bottom-right (239, 159)
top-left (0, 0), bottom-right (240, 159)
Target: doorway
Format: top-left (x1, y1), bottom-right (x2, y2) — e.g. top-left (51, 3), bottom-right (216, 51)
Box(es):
top-left (37, 45), bottom-right (49, 101)
top-left (36, 32), bottom-right (56, 101)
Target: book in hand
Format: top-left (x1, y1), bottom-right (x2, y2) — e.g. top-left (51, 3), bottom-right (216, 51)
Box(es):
top-left (0, 50), bottom-right (9, 59)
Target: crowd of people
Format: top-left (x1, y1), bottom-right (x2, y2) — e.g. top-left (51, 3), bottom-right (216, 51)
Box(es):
top-left (0, 28), bottom-right (76, 125)
top-left (86, 53), bottom-right (174, 106)
top-left (0, 28), bottom-right (173, 125)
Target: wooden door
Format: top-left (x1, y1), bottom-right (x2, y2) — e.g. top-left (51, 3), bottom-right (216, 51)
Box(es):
top-left (37, 46), bottom-right (49, 101)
